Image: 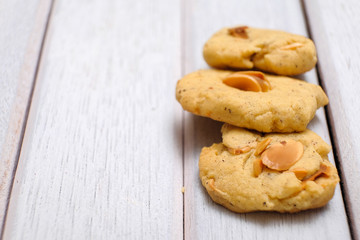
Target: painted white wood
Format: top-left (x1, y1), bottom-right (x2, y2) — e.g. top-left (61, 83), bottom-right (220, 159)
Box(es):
top-left (3, 0), bottom-right (183, 239)
top-left (2, 0), bottom-right (356, 239)
top-left (304, 0), bottom-right (360, 238)
top-left (0, 0), bottom-right (52, 233)
top-left (183, 0), bottom-right (351, 239)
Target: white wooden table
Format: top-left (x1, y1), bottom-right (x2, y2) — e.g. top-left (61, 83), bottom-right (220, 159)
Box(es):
top-left (0, 0), bottom-right (359, 239)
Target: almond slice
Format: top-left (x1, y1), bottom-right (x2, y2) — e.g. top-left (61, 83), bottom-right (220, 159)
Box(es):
top-left (254, 137), bottom-right (272, 156)
top-left (280, 42), bottom-right (303, 50)
top-left (223, 71), bottom-right (271, 92)
top-left (208, 179), bottom-right (216, 190)
top-left (303, 163), bottom-right (331, 182)
top-left (227, 146), bottom-right (252, 155)
top-left (261, 140), bottom-right (304, 171)
top-left (289, 168), bottom-right (308, 180)
top-left (253, 158), bottom-right (263, 177)
top-left (207, 178), bottom-right (227, 195)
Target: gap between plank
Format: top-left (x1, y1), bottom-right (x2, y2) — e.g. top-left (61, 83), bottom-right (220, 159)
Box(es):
top-left (300, 0), bottom-right (355, 239)
top-left (0, 0), bottom-right (56, 238)
top-left (180, 0), bottom-right (186, 239)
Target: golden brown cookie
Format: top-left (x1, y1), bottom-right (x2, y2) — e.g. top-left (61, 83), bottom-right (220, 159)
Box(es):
top-left (176, 69), bottom-right (328, 133)
top-left (199, 124), bottom-right (339, 213)
top-left (203, 26), bottom-right (317, 75)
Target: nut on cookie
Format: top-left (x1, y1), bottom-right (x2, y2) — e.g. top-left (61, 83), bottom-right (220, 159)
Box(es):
top-left (199, 124), bottom-right (339, 213)
top-left (203, 26), bottom-right (317, 75)
top-left (176, 69), bottom-right (328, 133)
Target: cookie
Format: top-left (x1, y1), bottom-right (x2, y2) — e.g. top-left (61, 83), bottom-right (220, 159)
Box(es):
top-left (203, 26), bottom-right (317, 75)
top-left (199, 124), bottom-right (339, 213)
top-left (176, 69), bottom-right (328, 133)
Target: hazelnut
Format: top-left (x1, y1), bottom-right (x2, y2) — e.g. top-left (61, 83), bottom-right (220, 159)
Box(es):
top-left (261, 140), bottom-right (304, 171)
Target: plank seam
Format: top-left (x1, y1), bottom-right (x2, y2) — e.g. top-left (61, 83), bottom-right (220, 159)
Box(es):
top-left (0, 0), bottom-right (56, 238)
top-left (300, 0), bottom-right (355, 239)
top-left (181, 0), bottom-right (186, 239)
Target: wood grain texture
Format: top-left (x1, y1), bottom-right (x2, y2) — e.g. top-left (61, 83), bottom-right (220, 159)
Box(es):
top-left (0, 0), bottom-right (52, 234)
top-left (3, 0), bottom-right (183, 239)
top-left (304, 0), bottom-right (360, 238)
top-left (183, 0), bottom-right (351, 239)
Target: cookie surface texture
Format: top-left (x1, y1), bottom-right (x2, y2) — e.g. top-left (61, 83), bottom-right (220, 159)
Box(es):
top-left (203, 26), bottom-right (317, 75)
top-left (176, 69), bottom-right (328, 133)
top-left (199, 124), bottom-right (339, 213)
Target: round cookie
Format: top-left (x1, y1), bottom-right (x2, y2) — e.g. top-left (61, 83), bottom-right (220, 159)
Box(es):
top-left (199, 124), bottom-right (339, 213)
top-left (176, 69), bottom-right (328, 133)
top-left (203, 26), bottom-right (317, 75)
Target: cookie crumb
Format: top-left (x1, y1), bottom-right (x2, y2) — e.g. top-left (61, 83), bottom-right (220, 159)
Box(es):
top-left (181, 187), bottom-right (185, 193)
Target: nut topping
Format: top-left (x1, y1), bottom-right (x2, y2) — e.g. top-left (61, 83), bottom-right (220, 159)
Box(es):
top-left (228, 26), bottom-right (249, 38)
top-left (303, 163), bottom-right (331, 182)
top-left (289, 168), bottom-right (308, 180)
top-left (261, 140), bottom-right (304, 171)
top-left (254, 137), bottom-right (272, 156)
top-left (253, 158), bottom-right (263, 177)
top-left (208, 178), bottom-right (216, 190)
top-left (228, 146), bottom-right (252, 155)
top-left (207, 178), bottom-right (227, 195)
top-left (223, 71), bottom-right (271, 92)
top-left (280, 42), bottom-right (304, 50)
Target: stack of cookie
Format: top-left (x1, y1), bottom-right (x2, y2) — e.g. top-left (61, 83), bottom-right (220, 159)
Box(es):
top-left (176, 26), bottom-right (339, 213)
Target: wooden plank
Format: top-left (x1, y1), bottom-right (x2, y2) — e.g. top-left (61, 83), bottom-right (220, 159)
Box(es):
top-left (183, 0), bottom-right (352, 239)
top-left (304, 0), bottom-right (360, 238)
top-left (3, 0), bottom-right (183, 239)
top-left (0, 0), bottom-right (53, 234)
